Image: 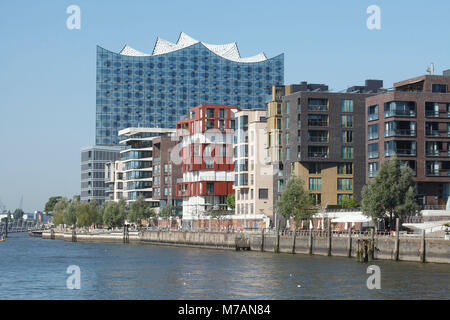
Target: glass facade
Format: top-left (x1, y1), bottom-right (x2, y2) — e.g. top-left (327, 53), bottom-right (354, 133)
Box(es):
top-left (96, 42), bottom-right (284, 145)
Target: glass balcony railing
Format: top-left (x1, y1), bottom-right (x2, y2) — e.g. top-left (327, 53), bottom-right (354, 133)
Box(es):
top-left (308, 152), bottom-right (329, 159)
top-left (308, 136), bottom-right (328, 143)
top-left (308, 121), bottom-right (328, 127)
top-left (368, 114), bottom-right (378, 121)
top-left (384, 110), bottom-right (416, 117)
top-left (425, 130), bottom-right (440, 137)
top-left (308, 105), bottom-right (328, 111)
top-left (368, 152), bottom-right (379, 159)
top-left (384, 129), bottom-right (416, 137)
top-left (425, 110), bottom-right (440, 118)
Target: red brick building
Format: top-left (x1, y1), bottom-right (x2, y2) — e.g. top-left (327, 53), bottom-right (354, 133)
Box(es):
top-left (176, 105), bottom-right (239, 228)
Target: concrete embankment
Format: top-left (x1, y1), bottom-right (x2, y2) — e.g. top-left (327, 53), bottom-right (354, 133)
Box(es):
top-left (40, 229), bottom-right (450, 264)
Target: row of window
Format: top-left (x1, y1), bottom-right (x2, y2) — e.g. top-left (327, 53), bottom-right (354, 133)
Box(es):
top-left (368, 101), bottom-right (450, 121)
top-left (308, 178), bottom-right (353, 191)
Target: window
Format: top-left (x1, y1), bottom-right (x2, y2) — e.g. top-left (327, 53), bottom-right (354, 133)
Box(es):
top-left (308, 114), bottom-right (328, 127)
top-left (308, 99), bottom-right (328, 111)
top-left (368, 124), bottom-right (378, 140)
top-left (342, 130), bottom-right (353, 143)
top-left (368, 143), bottom-right (379, 159)
top-left (368, 162), bottom-right (379, 178)
top-left (258, 188), bottom-right (269, 199)
top-left (384, 101), bottom-right (416, 117)
top-left (425, 102), bottom-right (439, 117)
top-left (337, 178), bottom-right (353, 191)
top-left (341, 115), bottom-right (353, 128)
top-left (309, 163), bottom-right (322, 174)
top-left (206, 183), bottom-right (214, 194)
top-left (309, 178), bottom-right (321, 190)
top-left (432, 84), bottom-right (447, 93)
top-left (338, 163), bottom-right (353, 175)
top-left (368, 105), bottom-right (378, 121)
top-left (240, 174), bottom-right (248, 186)
top-left (310, 193), bottom-right (322, 205)
top-left (341, 100), bottom-right (353, 112)
top-left (341, 146), bottom-right (354, 159)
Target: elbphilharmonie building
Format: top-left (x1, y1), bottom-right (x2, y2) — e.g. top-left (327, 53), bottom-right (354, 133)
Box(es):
top-left (96, 32), bottom-right (284, 145)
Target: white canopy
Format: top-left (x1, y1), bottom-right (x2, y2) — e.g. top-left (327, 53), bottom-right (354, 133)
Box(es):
top-left (331, 215), bottom-right (372, 223)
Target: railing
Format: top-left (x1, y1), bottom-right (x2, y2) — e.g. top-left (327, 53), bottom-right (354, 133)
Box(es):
top-left (384, 110), bottom-right (416, 117)
top-left (308, 152), bottom-right (328, 159)
top-left (308, 105), bottom-right (328, 111)
top-left (384, 129), bottom-right (416, 137)
top-left (308, 121), bottom-right (328, 127)
top-left (368, 114), bottom-right (378, 121)
top-left (308, 136), bottom-right (328, 143)
top-left (425, 110), bottom-right (440, 118)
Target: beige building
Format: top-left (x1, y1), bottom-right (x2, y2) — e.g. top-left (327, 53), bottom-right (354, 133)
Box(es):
top-left (233, 109), bottom-right (274, 228)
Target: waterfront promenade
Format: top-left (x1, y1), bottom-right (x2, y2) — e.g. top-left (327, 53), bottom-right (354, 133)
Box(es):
top-left (39, 226), bottom-right (450, 264)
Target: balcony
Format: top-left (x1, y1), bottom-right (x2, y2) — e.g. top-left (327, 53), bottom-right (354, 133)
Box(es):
top-left (308, 152), bottom-right (329, 159)
top-left (425, 169), bottom-right (450, 176)
top-left (308, 105), bottom-right (328, 112)
top-left (368, 151), bottom-right (379, 159)
top-left (425, 110), bottom-right (440, 118)
top-left (307, 136), bottom-right (328, 143)
top-left (308, 121), bottom-right (328, 127)
top-left (384, 129), bottom-right (416, 137)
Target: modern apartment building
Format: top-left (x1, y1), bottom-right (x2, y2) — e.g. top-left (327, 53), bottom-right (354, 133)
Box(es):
top-left (176, 105), bottom-right (238, 228)
top-left (96, 32), bottom-right (284, 145)
top-left (233, 109), bottom-right (275, 228)
top-left (277, 80), bottom-right (384, 208)
top-left (152, 136), bottom-right (183, 215)
top-left (366, 72), bottom-right (450, 207)
top-left (81, 145), bottom-right (122, 204)
top-left (104, 127), bottom-right (175, 205)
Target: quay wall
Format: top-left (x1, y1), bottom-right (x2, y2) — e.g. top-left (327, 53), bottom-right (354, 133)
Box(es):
top-left (40, 230), bottom-right (450, 264)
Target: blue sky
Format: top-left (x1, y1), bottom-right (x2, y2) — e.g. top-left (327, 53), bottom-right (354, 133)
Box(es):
top-left (0, 0), bottom-right (449, 212)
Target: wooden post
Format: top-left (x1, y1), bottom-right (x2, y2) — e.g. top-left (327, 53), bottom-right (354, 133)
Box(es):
top-left (393, 218), bottom-right (400, 261)
top-left (291, 230), bottom-right (296, 254)
top-left (327, 219), bottom-right (332, 256)
top-left (50, 228), bottom-right (55, 240)
top-left (260, 228), bottom-right (265, 252)
top-left (370, 228), bottom-right (375, 260)
top-left (274, 225), bottom-right (280, 253)
top-left (308, 229), bottom-right (313, 255)
top-left (347, 229), bottom-right (352, 257)
top-left (4, 218), bottom-right (8, 238)
top-left (420, 229), bottom-right (426, 263)
top-left (71, 229), bottom-right (77, 242)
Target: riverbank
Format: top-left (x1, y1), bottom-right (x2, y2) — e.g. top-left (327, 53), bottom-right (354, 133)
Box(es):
top-left (39, 229), bottom-right (450, 264)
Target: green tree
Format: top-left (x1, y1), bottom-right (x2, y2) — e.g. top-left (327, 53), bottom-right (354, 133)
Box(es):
top-left (13, 209), bottom-right (24, 220)
top-left (277, 177), bottom-right (315, 229)
top-left (102, 199), bottom-right (128, 228)
top-left (44, 196), bottom-right (63, 213)
top-left (128, 196), bottom-right (152, 224)
top-left (361, 156), bottom-right (417, 230)
top-left (159, 205), bottom-right (176, 219)
top-left (52, 198), bottom-right (68, 226)
top-left (225, 194), bottom-right (235, 210)
top-left (63, 197), bottom-right (79, 227)
top-left (341, 196), bottom-right (358, 209)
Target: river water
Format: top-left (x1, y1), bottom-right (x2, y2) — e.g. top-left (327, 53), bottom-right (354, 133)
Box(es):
top-left (0, 233), bottom-right (449, 299)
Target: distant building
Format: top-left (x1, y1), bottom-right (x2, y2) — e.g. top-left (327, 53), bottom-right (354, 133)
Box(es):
top-left (96, 32), bottom-right (284, 145)
top-left (81, 145), bottom-right (122, 204)
top-left (366, 71), bottom-right (450, 207)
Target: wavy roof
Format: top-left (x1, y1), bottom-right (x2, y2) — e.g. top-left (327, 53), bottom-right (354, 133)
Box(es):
top-left (119, 32), bottom-right (268, 63)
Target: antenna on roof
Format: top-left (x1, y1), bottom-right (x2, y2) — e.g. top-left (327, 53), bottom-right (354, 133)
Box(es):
top-left (426, 63), bottom-right (435, 75)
